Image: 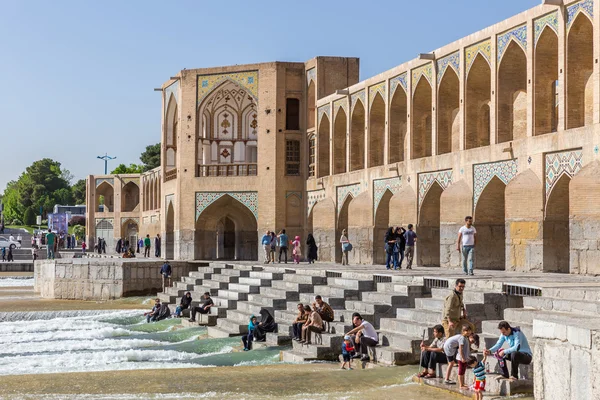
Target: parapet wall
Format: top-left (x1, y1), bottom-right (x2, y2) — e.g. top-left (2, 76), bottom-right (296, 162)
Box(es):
top-left (34, 259), bottom-right (195, 300)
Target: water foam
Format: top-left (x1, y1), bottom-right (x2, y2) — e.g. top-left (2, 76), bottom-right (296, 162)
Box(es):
top-left (0, 277), bottom-right (34, 287)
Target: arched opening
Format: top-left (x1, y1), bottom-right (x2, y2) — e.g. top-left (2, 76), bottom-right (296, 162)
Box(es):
top-left (474, 176), bottom-right (506, 270)
top-left (336, 195), bottom-right (353, 263)
top-left (317, 114), bottom-right (330, 178)
top-left (466, 55), bottom-right (491, 149)
top-left (165, 96), bottom-right (177, 173)
top-left (374, 190), bottom-right (394, 264)
top-left (333, 108), bottom-right (347, 174)
top-left (543, 174), bottom-right (570, 273)
top-left (535, 27), bottom-right (559, 135)
top-left (154, 179), bottom-right (160, 210)
top-left (417, 182), bottom-right (443, 267)
top-left (567, 13), bottom-right (594, 129)
top-left (498, 41), bottom-right (527, 143)
top-left (389, 87), bottom-right (407, 163)
top-left (95, 219), bottom-right (114, 253)
top-left (96, 182), bottom-right (114, 213)
top-left (121, 220), bottom-right (138, 250)
top-left (149, 179), bottom-right (155, 210)
top-left (437, 67), bottom-right (460, 154)
top-left (369, 94), bottom-right (385, 167)
top-left (165, 201), bottom-right (175, 260)
top-left (307, 81), bottom-right (316, 130)
top-left (121, 182), bottom-right (140, 212)
top-left (195, 195), bottom-right (258, 261)
top-left (412, 78), bottom-right (432, 159)
top-left (350, 100), bottom-right (365, 171)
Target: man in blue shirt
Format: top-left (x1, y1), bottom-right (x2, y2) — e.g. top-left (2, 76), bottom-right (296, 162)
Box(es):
top-left (278, 229), bottom-right (289, 263)
top-left (160, 261), bottom-right (172, 292)
top-left (261, 230), bottom-right (271, 264)
top-left (404, 224), bottom-right (417, 269)
top-left (484, 320), bottom-right (532, 380)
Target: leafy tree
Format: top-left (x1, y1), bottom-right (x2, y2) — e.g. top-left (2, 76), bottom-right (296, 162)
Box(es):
top-left (111, 163), bottom-right (144, 174)
top-left (23, 207), bottom-right (36, 225)
top-left (73, 225), bottom-right (85, 241)
top-left (140, 143), bottom-right (160, 171)
top-left (71, 179), bottom-right (86, 205)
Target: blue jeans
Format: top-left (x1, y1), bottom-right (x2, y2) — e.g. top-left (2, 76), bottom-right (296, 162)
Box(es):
top-left (385, 252), bottom-right (394, 269)
top-left (393, 251), bottom-right (404, 269)
top-left (146, 314), bottom-right (157, 323)
top-left (461, 245), bottom-right (475, 274)
top-left (47, 246), bottom-right (54, 260)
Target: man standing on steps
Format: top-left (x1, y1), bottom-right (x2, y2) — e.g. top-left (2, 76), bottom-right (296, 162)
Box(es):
top-left (261, 230), bottom-right (271, 264)
top-left (457, 216), bottom-right (477, 276)
top-left (442, 279), bottom-right (475, 338)
top-left (404, 224), bottom-right (417, 269)
top-left (277, 229), bottom-right (288, 263)
top-left (188, 292), bottom-right (214, 322)
top-left (45, 229), bottom-right (56, 260)
top-left (144, 234), bottom-right (151, 257)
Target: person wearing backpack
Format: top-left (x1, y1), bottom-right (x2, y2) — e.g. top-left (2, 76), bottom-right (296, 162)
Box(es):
top-left (340, 229), bottom-right (351, 265)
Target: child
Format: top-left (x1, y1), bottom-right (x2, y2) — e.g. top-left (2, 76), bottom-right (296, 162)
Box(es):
top-left (82, 241), bottom-right (87, 254)
top-left (291, 236), bottom-right (302, 264)
top-left (341, 335), bottom-right (355, 370)
top-left (443, 325), bottom-right (479, 388)
top-left (242, 315), bottom-right (258, 351)
top-left (467, 354), bottom-right (487, 400)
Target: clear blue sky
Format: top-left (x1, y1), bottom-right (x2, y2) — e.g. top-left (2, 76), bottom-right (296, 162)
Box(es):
top-left (0, 0), bottom-right (538, 191)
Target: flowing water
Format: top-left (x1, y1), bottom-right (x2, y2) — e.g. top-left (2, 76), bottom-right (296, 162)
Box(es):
top-left (0, 276), bottom-right (34, 287)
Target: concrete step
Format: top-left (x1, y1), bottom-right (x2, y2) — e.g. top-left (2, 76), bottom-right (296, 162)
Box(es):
top-left (266, 331), bottom-right (292, 346)
top-left (209, 274), bottom-right (240, 284)
top-left (373, 346), bottom-right (419, 366)
top-left (270, 280), bottom-right (315, 293)
top-left (226, 309), bottom-right (255, 323)
top-left (217, 268), bottom-right (251, 277)
top-left (377, 330), bottom-right (421, 354)
top-left (280, 350), bottom-right (319, 363)
top-left (247, 294), bottom-right (289, 309)
top-left (181, 314), bottom-right (218, 326)
top-left (291, 335), bottom-right (343, 360)
top-left (522, 296), bottom-right (600, 316)
top-left (211, 297), bottom-right (238, 310)
top-left (206, 326), bottom-right (240, 338)
top-left (190, 267), bottom-right (222, 276)
top-left (249, 271), bottom-right (284, 280)
top-left (157, 292), bottom-right (177, 304)
top-left (217, 289), bottom-right (249, 301)
top-left (193, 286), bottom-right (219, 296)
top-left (415, 298), bottom-right (500, 319)
top-left (376, 283), bottom-right (429, 296)
top-left (237, 277), bottom-right (272, 287)
top-left (215, 317), bottom-right (248, 334)
top-left (481, 320), bottom-right (533, 339)
top-left (361, 291), bottom-right (417, 307)
top-left (235, 301), bottom-right (272, 316)
top-left (182, 276), bottom-right (204, 285)
top-left (283, 274), bottom-right (327, 285)
top-left (199, 279), bottom-right (231, 289)
top-left (259, 286), bottom-right (300, 301)
top-left (275, 309), bottom-right (297, 322)
top-left (379, 317), bottom-right (434, 339)
top-left (228, 283), bottom-right (261, 294)
top-left (307, 285), bottom-right (360, 301)
top-left (175, 282), bottom-right (195, 291)
top-left (326, 277), bottom-right (375, 291)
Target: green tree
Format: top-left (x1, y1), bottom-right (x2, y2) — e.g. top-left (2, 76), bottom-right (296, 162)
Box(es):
top-left (73, 225), bottom-right (85, 241)
top-left (23, 207), bottom-right (36, 225)
top-left (140, 143), bottom-right (161, 171)
top-left (111, 163), bottom-right (144, 174)
top-left (71, 179), bottom-right (86, 205)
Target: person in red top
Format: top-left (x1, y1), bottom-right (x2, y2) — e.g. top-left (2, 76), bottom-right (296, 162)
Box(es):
top-left (81, 241), bottom-right (87, 254)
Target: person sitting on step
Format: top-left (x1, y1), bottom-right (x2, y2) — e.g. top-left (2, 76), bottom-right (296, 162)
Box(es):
top-left (417, 324), bottom-right (447, 378)
top-left (242, 315), bottom-right (258, 351)
top-left (292, 303), bottom-right (309, 341)
top-left (300, 304), bottom-right (323, 345)
top-left (144, 298), bottom-right (161, 323)
top-left (175, 292), bottom-right (193, 317)
top-left (188, 292), bottom-right (213, 322)
top-left (484, 320), bottom-right (532, 382)
top-left (313, 295), bottom-right (334, 328)
top-left (345, 313), bottom-right (379, 362)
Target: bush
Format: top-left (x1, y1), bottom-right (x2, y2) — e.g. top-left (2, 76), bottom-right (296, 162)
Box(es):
top-left (23, 208), bottom-right (36, 226)
top-left (11, 219), bottom-right (22, 225)
top-left (69, 216), bottom-right (86, 226)
top-left (73, 225), bottom-right (85, 241)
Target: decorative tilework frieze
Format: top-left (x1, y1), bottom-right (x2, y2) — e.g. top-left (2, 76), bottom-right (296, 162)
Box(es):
top-left (306, 68), bottom-right (316, 86)
top-left (437, 52), bottom-right (460, 85)
top-left (369, 82), bottom-right (386, 108)
top-left (545, 150), bottom-right (583, 200)
top-left (195, 192), bottom-right (258, 220)
top-left (373, 177), bottom-right (402, 218)
top-left (286, 191), bottom-right (302, 199)
top-left (337, 183), bottom-right (362, 213)
top-left (318, 104), bottom-right (331, 125)
top-left (121, 217), bottom-right (139, 226)
top-left (390, 73), bottom-right (408, 97)
top-left (473, 160), bottom-right (518, 208)
top-left (534, 11), bottom-right (559, 46)
top-left (412, 64), bottom-right (433, 93)
top-left (418, 170), bottom-right (453, 208)
top-left (465, 40), bottom-right (491, 75)
top-left (497, 25), bottom-right (527, 63)
top-left (567, 0), bottom-right (593, 30)
top-left (351, 90), bottom-right (366, 112)
top-left (95, 178), bottom-right (114, 188)
top-left (95, 218), bottom-right (114, 228)
top-left (307, 189), bottom-right (326, 215)
top-left (333, 97), bottom-right (349, 118)
top-left (122, 177), bottom-right (140, 185)
top-left (164, 81), bottom-right (179, 117)
top-left (197, 71), bottom-right (258, 105)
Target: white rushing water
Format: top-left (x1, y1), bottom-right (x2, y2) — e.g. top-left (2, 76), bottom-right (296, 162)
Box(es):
top-left (0, 277), bottom-right (34, 287)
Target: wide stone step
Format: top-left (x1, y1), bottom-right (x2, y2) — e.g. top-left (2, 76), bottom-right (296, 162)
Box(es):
top-left (377, 330), bottom-right (422, 354)
top-left (359, 291), bottom-right (415, 307)
top-left (175, 282), bottom-right (195, 291)
top-left (230, 264), bottom-right (263, 272)
top-left (395, 308), bottom-right (484, 331)
top-left (190, 268), bottom-right (221, 276)
top-left (291, 335), bottom-right (343, 359)
top-left (259, 286), bottom-right (300, 301)
top-left (266, 331), bottom-right (292, 346)
top-left (376, 283), bottom-right (428, 296)
top-left (238, 277), bottom-right (272, 287)
top-left (218, 268), bottom-right (250, 277)
top-left (211, 296), bottom-right (238, 310)
top-left (186, 303), bottom-right (227, 318)
top-left (157, 292), bottom-right (177, 304)
top-left (218, 289), bottom-right (249, 301)
top-left (208, 274), bottom-right (240, 284)
top-left (247, 294), bottom-right (289, 309)
top-left (226, 309), bottom-right (255, 323)
top-left (206, 326), bottom-right (240, 338)
top-left (182, 314), bottom-right (218, 326)
top-left (373, 346), bottom-right (419, 366)
top-left (283, 274), bottom-right (327, 285)
top-left (199, 279), bottom-right (230, 289)
top-left (326, 277), bottom-right (375, 291)
top-left (415, 298), bottom-right (491, 316)
top-left (299, 293), bottom-right (345, 309)
top-left (193, 286), bottom-right (219, 296)
top-left (249, 271), bottom-right (284, 280)
top-left (235, 301), bottom-right (273, 316)
top-left (228, 283), bottom-right (261, 294)
top-left (280, 350), bottom-right (319, 363)
top-left (270, 280), bottom-right (315, 293)
top-left (275, 309), bottom-right (297, 322)
top-left (379, 317), bottom-right (434, 339)
top-left (182, 276), bottom-right (204, 285)
top-left (522, 296), bottom-right (600, 316)
top-left (216, 317), bottom-right (248, 334)
top-left (309, 285), bottom-right (360, 300)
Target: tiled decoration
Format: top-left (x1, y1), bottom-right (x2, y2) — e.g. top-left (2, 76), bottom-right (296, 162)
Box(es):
top-left (307, 189), bottom-right (326, 215)
top-left (418, 170), bottom-right (453, 208)
top-left (333, 97), bottom-right (349, 118)
top-left (318, 104), bottom-right (331, 125)
top-left (412, 63), bottom-right (433, 93)
top-left (369, 82), bottom-right (386, 108)
top-left (390, 73), bottom-right (408, 97)
top-left (121, 217), bottom-right (139, 226)
top-left (465, 39), bottom-right (491, 74)
top-left (165, 194), bottom-right (174, 210)
top-left (122, 177), bottom-right (140, 185)
top-left (473, 160), bottom-right (518, 208)
top-left (545, 150), bottom-right (583, 200)
top-left (306, 68), bottom-right (316, 86)
top-left (373, 177), bottom-right (402, 217)
top-left (286, 191), bottom-right (302, 199)
top-left (497, 24), bottom-right (527, 62)
top-left (195, 192), bottom-right (258, 220)
top-left (95, 178), bottom-right (114, 188)
top-left (567, 0), bottom-right (593, 30)
top-left (437, 52), bottom-right (460, 85)
top-left (197, 71), bottom-right (259, 105)
top-left (351, 90), bottom-right (366, 112)
top-left (337, 183), bottom-right (362, 213)
top-left (164, 81), bottom-right (179, 117)
top-left (95, 218), bottom-right (114, 228)
top-left (534, 11), bottom-right (559, 46)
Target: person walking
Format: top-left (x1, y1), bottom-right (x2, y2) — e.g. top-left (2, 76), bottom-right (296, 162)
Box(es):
top-left (32, 247), bottom-right (38, 261)
top-left (277, 229), bottom-right (289, 263)
top-left (261, 230), bottom-right (271, 264)
top-left (291, 235), bottom-right (302, 264)
top-left (269, 231), bottom-right (277, 264)
top-left (154, 234), bottom-right (161, 257)
top-left (340, 229), bottom-right (350, 265)
top-left (144, 234), bottom-right (151, 257)
top-left (484, 321), bottom-right (533, 381)
top-left (306, 233), bottom-right (318, 264)
top-left (384, 227), bottom-right (396, 270)
top-left (457, 216), bottom-right (477, 276)
top-left (393, 226), bottom-right (406, 270)
top-left (404, 224), bottom-right (417, 269)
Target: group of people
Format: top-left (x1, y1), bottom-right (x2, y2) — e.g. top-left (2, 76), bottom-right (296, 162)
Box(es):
top-left (382, 225), bottom-right (418, 270)
top-left (415, 279), bottom-right (532, 399)
top-left (260, 229), bottom-right (318, 265)
top-left (290, 295), bottom-right (335, 344)
top-left (1, 247), bottom-right (14, 262)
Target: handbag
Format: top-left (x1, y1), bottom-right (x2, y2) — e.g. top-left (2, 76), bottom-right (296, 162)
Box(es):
top-left (343, 243), bottom-right (353, 252)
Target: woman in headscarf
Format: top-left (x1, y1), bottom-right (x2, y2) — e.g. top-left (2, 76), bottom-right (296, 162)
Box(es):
top-left (384, 227), bottom-right (396, 270)
top-left (253, 309), bottom-right (276, 342)
top-left (242, 315), bottom-right (257, 351)
top-left (306, 234), bottom-right (318, 264)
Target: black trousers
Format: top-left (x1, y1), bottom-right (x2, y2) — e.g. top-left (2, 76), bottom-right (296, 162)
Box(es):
top-left (357, 337), bottom-right (378, 355)
top-left (502, 351), bottom-right (532, 379)
top-left (190, 306), bottom-right (209, 320)
top-left (292, 322), bottom-right (304, 339)
top-left (420, 350), bottom-right (447, 370)
top-left (279, 247), bottom-right (288, 262)
top-left (242, 331), bottom-right (254, 349)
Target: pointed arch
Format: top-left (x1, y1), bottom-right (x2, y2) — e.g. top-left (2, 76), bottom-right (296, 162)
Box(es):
top-left (412, 78), bottom-right (432, 159)
top-left (417, 181), bottom-right (443, 267)
top-left (350, 99), bottom-right (365, 171)
top-left (336, 194), bottom-right (353, 263)
top-left (389, 86), bottom-right (407, 163)
top-left (535, 26), bottom-right (559, 135)
top-left (474, 176), bottom-right (506, 270)
top-left (466, 54), bottom-right (491, 149)
top-left (498, 40), bottom-right (527, 143)
top-left (544, 174), bottom-right (570, 273)
top-left (317, 114), bottom-right (331, 178)
top-left (333, 108), bottom-right (347, 174)
top-left (374, 189), bottom-right (395, 264)
top-left (121, 181), bottom-right (140, 212)
top-left (567, 12), bottom-right (594, 129)
top-left (165, 95), bottom-right (178, 177)
top-left (308, 81), bottom-right (316, 130)
top-left (96, 181), bottom-right (114, 213)
top-left (437, 67), bottom-right (460, 154)
top-left (369, 93), bottom-right (385, 167)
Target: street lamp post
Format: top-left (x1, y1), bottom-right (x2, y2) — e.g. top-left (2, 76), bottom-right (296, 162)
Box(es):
top-left (97, 153), bottom-right (117, 174)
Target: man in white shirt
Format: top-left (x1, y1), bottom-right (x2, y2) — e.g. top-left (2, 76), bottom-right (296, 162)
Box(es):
top-left (345, 313), bottom-right (379, 362)
top-left (457, 216), bottom-right (477, 276)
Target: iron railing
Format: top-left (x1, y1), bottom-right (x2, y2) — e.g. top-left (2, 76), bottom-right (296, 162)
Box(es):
top-left (503, 283), bottom-right (542, 297)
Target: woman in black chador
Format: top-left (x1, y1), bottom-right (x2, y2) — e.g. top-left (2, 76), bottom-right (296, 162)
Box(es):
top-left (252, 309), bottom-right (276, 342)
